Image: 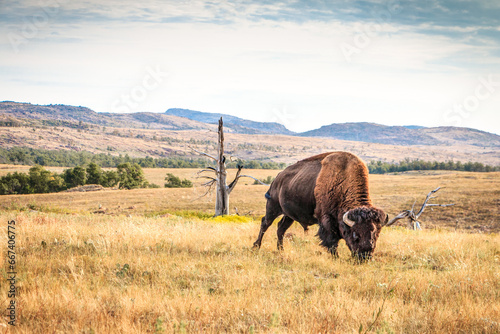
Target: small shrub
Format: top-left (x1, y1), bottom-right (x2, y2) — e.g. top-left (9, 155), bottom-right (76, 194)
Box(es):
top-left (164, 173), bottom-right (193, 188)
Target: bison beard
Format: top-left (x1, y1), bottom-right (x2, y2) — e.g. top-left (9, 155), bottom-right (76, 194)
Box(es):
top-left (253, 151), bottom-right (388, 261)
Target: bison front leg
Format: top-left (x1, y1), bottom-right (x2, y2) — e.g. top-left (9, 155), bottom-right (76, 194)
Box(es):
top-left (317, 216), bottom-right (341, 257)
top-left (329, 241), bottom-right (340, 257)
top-left (277, 216), bottom-right (294, 250)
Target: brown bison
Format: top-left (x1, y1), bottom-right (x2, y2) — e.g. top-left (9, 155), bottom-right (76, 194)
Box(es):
top-left (253, 151), bottom-right (388, 260)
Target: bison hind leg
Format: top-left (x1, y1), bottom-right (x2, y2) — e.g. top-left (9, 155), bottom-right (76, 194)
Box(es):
top-left (277, 216), bottom-right (294, 250)
top-left (317, 225), bottom-right (340, 257)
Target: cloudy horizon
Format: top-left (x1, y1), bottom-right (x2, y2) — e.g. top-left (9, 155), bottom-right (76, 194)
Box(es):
top-left (1, 0), bottom-right (499, 134)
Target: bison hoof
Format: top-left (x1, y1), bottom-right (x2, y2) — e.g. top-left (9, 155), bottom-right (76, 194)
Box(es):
top-left (252, 242), bottom-right (261, 249)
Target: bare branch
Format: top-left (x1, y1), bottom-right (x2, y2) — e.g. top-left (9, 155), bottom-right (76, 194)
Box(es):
top-left (202, 179), bottom-right (216, 187)
top-left (197, 168), bottom-right (216, 176)
top-left (415, 187), bottom-right (442, 218)
top-left (188, 145), bottom-right (217, 161)
top-left (425, 203), bottom-right (455, 208)
top-left (385, 210), bottom-right (410, 226)
top-left (193, 181), bottom-right (216, 201)
top-left (234, 207), bottom-right (253, 216)
top-left (385, 187), bottom-right (454, 230)
top-left (238, 175), bottom-right (269, 186)
top-left (227, 165), bottom-right (243, 194)
top-left (415, 187), bottom-right (450, 220)
top-left (198, 176), bottom-right (216, 182)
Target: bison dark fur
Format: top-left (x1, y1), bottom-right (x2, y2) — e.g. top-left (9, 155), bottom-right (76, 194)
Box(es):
top-left (253, 151), bottom-right (388, 260)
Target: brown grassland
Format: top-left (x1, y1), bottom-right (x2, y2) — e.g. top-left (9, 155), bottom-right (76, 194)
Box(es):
top-left (1, 125), bottom-right (499, 165)
top-left (0, 167), bottom-right (499, 333)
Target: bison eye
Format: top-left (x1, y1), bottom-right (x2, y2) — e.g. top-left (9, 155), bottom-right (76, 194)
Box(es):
top-left (353, 232), bottom-right (359, 241)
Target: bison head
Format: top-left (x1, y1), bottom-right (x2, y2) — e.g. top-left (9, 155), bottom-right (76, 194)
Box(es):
top-left (341, 206), bottom-right (388, 261)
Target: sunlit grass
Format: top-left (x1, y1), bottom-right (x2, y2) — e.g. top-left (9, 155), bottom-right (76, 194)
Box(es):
top-left (0, 169), bottom-right (498, 332)
top-left (0, 211), bottom-right (498, 333)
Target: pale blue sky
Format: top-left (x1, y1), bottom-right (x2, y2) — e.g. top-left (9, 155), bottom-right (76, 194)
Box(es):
top-left (1, 0), bottom-right (499, 134)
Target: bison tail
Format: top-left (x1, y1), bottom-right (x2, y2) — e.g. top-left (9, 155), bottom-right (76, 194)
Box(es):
top-left (265, 192), bottom-right (272, 200)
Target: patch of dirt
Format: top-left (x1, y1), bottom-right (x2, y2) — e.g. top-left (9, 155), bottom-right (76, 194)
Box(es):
top-left (65, 184), bottom-right (110, 192)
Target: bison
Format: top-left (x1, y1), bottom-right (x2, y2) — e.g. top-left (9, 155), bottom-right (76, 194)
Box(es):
top-left (253, 151), bottom-right (388, 260)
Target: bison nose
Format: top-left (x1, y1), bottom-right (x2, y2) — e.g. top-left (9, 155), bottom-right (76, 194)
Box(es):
top-left (361, 240), bottom-right (374, 250)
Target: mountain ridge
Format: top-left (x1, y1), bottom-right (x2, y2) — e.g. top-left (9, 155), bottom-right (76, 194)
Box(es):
top-left (1, 101), bottom-right (499, 148)
top-left (300, 122), bottom-right (499, 147)
top-left (164, 108), bottom-right (294, 135)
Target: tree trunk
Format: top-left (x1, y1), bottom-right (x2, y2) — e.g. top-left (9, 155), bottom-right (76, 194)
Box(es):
top-left (193, 117), bottom-right (257, 216)
top-left (214, 118), bottom-right (228, 216)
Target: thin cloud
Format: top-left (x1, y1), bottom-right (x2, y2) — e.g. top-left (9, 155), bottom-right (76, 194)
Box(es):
top-left (0, 0), bottom-right (499, 134)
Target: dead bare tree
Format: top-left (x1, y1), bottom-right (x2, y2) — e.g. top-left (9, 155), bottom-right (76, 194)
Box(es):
top-left (191, 117), bottom-right (267, 216)
top-left (386, 187), bottom-right (454, 230)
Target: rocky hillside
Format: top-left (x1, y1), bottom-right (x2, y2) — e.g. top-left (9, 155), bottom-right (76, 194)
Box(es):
top-left (164, 108), bottom-right (294, 135)
top-left (0, 102), bottom-right (293, 134)
top-left (0, 102), bottom-right (215, 131)
top-left (300, 122), bottom-right (500, 147)
top-left (1, 101), bottom-right (499, 149)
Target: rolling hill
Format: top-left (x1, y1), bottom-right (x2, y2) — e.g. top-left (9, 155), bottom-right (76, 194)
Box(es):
top-left (1, 101), bottom-right (499, 165)
top-left (300, 122), bottom-right (500, 147)
top-left (0, 102), bottom-right (291, 134)
top-left (0, 101), bottom-right (215, 131)
top-left (164, 108), bottom-right (294, 135)
top-left (2, 101), bottom-right (499, 147)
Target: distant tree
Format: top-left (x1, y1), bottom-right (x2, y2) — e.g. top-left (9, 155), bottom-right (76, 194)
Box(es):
top-left (63, 166), bottom-right (87, 188)
top-left (47, 174), bottom-right (65, 193)
top-left (86, 162), bottom-right (103, 184)
top-left (29, 165), bottom-right (53, 193)
top-left (101, 170), bottom-right (119, 187)
top-left (117, 163), bottom-right (147, 189)
top-left (0, 172), bottom-right (31, 195)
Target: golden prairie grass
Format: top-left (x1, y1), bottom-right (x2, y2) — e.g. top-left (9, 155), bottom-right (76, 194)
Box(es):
top-left (0, 211), bottom-right (498, 333)
top-left (0, 169), bottom-right (498, 332)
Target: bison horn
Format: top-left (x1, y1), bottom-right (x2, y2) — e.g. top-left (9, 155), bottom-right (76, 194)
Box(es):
top-left (343, 211), bottom-right (356, 227)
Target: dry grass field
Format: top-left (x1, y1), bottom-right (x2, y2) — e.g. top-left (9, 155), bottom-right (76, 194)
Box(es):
top-left (0, 167), bottom-right (499, 333)
top-left (0, 167), bottom-right (498, 232)
top-left (1, 125), bottom-right (499, 165)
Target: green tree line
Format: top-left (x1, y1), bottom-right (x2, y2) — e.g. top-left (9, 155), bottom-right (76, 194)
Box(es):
top-left (0, 147), bottom-right (287, 169)
top-left (0, 163), bottom-right (155, 195)
top-left (0, 147), bottom-right (498, 174)
top-left (367, 159), bottom-right (500, 174)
